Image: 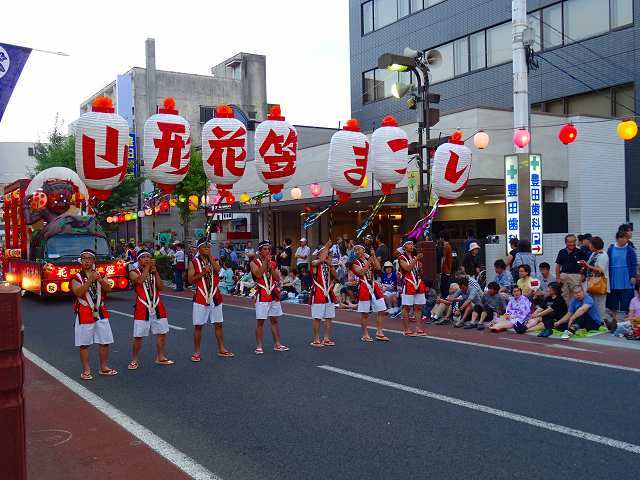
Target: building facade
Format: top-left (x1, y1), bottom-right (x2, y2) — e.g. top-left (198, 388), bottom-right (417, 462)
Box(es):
top-left (349, 0), bottom-right (639, 224)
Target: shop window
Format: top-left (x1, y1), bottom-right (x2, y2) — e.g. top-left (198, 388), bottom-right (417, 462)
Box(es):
top-left (470, 31), bottom-right (486, 71)
top-left (363, 70), bottom-right (376, 103)
top-left (374, 0), bottom-right (397, 30)
top-left (563, 0), bottom-right (609, 43)
top-left (486, 22), bottom-right (511, 66)
top-left (542, 4), bottom-right (563, 49)
top-left (398, 0), bottom-right (410, 18)
top-left (199, 106), bottom-right (214, 124)
top-left (375, 68), bottom-right (398, 98)
top-left (611, 0), bottom-right (633, 29)
top-left (362, 1), bottom-right (374, 34)
top-left (566, 90), bottom-right (611, 117)
top-left (411, 0), bottom-right (423, 13)
top-left (527, 13), bottom-right (541, 52)
top-left (454, 37), bottom-right (469, 75)
top-left (429, 42), bottom-right (454, 83)
top-left (613, 84), bottom-right (635, 117)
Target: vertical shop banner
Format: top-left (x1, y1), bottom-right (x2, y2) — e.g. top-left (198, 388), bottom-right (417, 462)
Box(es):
top-left (504, 155), bottom-right (520, 251)
top-left (529, 154), bottom-right (543, 254)
top-left (0, 43), bottom-right (32, 123)
top-left (407, 170), bottom-right (419, 208)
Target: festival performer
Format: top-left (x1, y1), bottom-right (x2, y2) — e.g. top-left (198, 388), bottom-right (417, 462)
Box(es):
top-left (250, 240), bottom-right (289, 354)
top-left (352, 244), bottom-right (390, 342)
top-left (309, 240), bottom-right (338, 347)
top-left (188, 238), bottom-right (234, 362)
top-left (71, 249), bottom-right (117, 380)
top-left (127, 250), bottom-right (174, 370)
top-left (398, 240), bottom-right (427, 337)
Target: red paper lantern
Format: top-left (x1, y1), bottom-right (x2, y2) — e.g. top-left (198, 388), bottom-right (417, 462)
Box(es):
top-left (310, 183), bottom-right (322, 197)
top-left (558, 123), bottom-right (577, 145)
top-left (328, 118), bottom-right (369, 203)
top-left (513, 128), bottom-right (531, 149)
top-left (226, 194), bottom-right (235, 204)
top-left (371, 116), bottom-right (408, 195)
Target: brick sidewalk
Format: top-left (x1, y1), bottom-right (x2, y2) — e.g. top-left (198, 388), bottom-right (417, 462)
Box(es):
top-left (25, 360), bottom-right (189, 480)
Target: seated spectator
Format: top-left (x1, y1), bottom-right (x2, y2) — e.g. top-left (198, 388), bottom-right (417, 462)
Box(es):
top-left (235, 265), bottom-right (255, 296)
top-left (431, 283), bottom-right (460, 324)
top-left (558, 286), bottom-right (603, 340)
top-left (526, 282), bottom-right (567, 337)
top-left (489, 286), bottom-right (531, 332)
top-left (516, 264), bottom-right (539, 298)
top-left (219, 261), bottom-right (236, 295)
top-left (493, 259), bottom-right (512, 293)
top-left (533, 262), bottom-right (555, 306)
top-left (422, 279), bottom-right (437, 319)
top-left (380, 261), bottom-right (399, 315)
top-left (449, 276), bottom-right (482, 328)
top-left (281, 268), bottom-right (301, 297)
top-left (466, 281), bottom-right (506, 330)
top-left (614, 284), bottom-right (640, 337)
top-left (339, 262), bottom-right (359, 309)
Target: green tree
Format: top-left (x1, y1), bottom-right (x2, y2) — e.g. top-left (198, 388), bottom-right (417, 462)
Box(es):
top-left (33, 125), bottom-right (143, 229)
top-left (173, 147), bottom-right (207, 240)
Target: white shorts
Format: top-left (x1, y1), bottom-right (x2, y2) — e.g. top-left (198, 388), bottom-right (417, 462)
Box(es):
top-left (133, 315), bottom-right (169, 337)
top-left (311, 302), bottom-right (336, 320)
top-left (402, 293), bottom-right (426, 306)
top-left (192, 303), bottom-right (224, 325)
top-left (358, 297), bottom-right (387, 313)
top-left (74, 316), bottom-right (114, 347)
top-left (256, 300), bottom-right (283, 320)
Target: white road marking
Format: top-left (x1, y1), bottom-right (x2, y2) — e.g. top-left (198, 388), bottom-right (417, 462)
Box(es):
top-left (319, 365), bottom-right (640, 455)
top-left (160, 294), bottom-right (640, 374)
top-left (109, 309), bottom-right (186, 331)
top-left (500, 337), bottom-right (598, 353)
top-left (23, 348), bottom-right (221, 480)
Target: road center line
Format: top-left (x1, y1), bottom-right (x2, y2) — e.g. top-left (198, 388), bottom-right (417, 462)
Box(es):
top-left (109, 309), bottom-right (186, 331)
top-left (160, 294), bottom-right (640, 374)
top-left (318, 365), bottom-right (640, 455)
top-left (23, 348), bottom-right (221, 480)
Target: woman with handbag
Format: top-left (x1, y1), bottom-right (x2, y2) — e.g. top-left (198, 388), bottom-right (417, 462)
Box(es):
top-left (580, 236), bottom-right (609, 325)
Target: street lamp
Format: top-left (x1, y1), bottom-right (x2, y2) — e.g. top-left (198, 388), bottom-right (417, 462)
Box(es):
top-left (378, 47), bottom-right (441, 219)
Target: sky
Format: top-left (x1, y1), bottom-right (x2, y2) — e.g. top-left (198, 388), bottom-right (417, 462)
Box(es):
top-left (0, 0), bottom-right (351, 142)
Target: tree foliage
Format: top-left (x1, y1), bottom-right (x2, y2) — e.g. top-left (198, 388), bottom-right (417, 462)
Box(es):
top-left (173, 147), bottom-right (207, 228)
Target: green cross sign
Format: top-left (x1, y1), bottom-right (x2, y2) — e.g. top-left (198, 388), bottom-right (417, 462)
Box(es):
top-left (530, 156), bottom-right (540, 170)
top-left (507, 164), bottom-right (518, 180)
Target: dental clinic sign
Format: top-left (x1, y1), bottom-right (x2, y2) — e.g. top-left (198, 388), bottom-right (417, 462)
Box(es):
top-left (504, 154), bottom-right (543, 255)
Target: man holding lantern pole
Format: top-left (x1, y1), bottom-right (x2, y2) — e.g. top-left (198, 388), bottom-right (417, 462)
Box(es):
top-left (398, 240), bottom-right (428, 337)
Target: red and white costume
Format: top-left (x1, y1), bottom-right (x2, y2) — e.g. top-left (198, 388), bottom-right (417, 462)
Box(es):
top-left (352, 257), bottom-right (387, 313)
top-left (192, 255), bottom-right (224, 325)
top-left (131, 268), bottom-right (170, 337)
top-left (309, 262), bottom-right (337, 320)
top-left (73, 271), bottom-right (114, 346)
top-left (398, 252), bottom-right (426, 306)
top-left (252, 257), bottom-right (283, 320)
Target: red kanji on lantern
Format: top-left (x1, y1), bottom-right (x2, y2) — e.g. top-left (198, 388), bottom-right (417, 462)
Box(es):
top-left (144, 98), bottom-right (192, 193)
top-left (254, 106), bottom-right (298, 194)
top-left (75, 96), bottom-right (130, 200)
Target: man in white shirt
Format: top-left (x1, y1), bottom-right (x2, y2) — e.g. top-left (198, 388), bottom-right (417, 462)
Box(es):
top-left (295, 238), bottom-right (311, 273)
top-left (173, 243), bottom-right (186, 291)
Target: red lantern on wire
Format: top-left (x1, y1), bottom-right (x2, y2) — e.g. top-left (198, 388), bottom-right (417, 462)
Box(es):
top-left (226, 194), bottom-right (235, 204)
top-left (513, 128), bottom-right (531, 149)
top-left (558, 123), bottom-right (577, 145)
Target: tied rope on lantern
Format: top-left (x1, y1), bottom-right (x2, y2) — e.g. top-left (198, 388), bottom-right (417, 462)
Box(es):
top-left (303, 198), bottom-right (340, 230)
top-left (406, 199), bottom-right (440, 241)
top-left (355, 195), bottom-right (387, 239)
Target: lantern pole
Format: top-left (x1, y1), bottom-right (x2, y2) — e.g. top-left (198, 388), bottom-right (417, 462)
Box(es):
top-left (512, 0), bottom-right (530, 154)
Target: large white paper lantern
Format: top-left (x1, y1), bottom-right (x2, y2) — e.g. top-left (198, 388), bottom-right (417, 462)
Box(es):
top-left (371, 116), bottom-right (408, 195)
top-left (254, 106), bottom-right (298, 194)
top-left (143, 97), bottom-right (191, 194)
top-left (74, 97), bottom-right (129, 200)
top-left (432, 131), bottom-right (473, 204)
top-left (328, 119), bottom-right (369, 203)
top-left (202, 104), bottom-right (247, 196)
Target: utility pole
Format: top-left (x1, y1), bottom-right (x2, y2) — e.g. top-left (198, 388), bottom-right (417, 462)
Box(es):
top-left (141, 37), bottom-right (157, 243)
top-left (510, 0), bottom-right (532, 242)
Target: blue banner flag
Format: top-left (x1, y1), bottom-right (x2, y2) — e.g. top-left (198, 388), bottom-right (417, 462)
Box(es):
top-left (0, 43), bottom-right (32, 123)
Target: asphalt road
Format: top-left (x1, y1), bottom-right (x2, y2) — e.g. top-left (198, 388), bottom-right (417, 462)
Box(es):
top-left (22, 291), bottom-right (640, 480)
